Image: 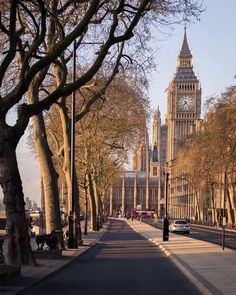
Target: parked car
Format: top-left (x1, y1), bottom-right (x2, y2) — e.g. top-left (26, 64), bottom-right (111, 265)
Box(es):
top-left (169, 219), bottom-right (190, 234)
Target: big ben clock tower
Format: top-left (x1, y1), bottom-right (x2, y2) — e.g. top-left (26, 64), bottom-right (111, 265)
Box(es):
top-left (166, 28), bottom-right (201, 162)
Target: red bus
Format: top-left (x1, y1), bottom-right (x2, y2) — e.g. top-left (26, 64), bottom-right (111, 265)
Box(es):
top-left (132, 208), bottom-right (155, 219)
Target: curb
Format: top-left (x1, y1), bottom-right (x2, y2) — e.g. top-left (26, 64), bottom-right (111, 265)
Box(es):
top-left (16, 247), bottom-right (94, 294)
top-left (126, 220), bottom-right (221, 295)
top-left (14, 228), bottom-right (108, 295)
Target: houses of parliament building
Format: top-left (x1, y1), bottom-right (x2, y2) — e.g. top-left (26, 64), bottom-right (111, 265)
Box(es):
top-left (110, 28), bottom-right (202, 219)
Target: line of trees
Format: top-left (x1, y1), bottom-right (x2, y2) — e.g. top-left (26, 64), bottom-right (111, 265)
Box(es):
top-left (0, 0), bottom-right (202, 265)
top-left (177, 85), bottom-right (236, 226)
top-left (45, 75), bottom-right (149, 231)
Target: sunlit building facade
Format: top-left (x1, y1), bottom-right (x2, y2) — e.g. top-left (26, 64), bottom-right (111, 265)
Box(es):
top-left (110, 108), bottom-right (167, 217)
top-left (166, 28), bottom-right (202, 219)
top-left (110, 29), bottom-right (202, 219)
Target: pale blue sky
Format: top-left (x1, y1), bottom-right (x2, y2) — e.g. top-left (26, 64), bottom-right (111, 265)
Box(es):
top-left (1, 0), bottom-right (235, 205)
top-left (149, 0), bottom-right (236, 120)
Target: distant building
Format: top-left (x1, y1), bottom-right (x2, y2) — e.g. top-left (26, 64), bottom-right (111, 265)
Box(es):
top-left (166, 28), bottom-right (201, 161)
top-left (110, 108), bottom-right (167, 217)
top-left (0, 199), bottom-right (5, 211)
top-left (166, 28), bottom-right (201, 219)
top-left (109, 28), bottom-right (201, 219)
top-left (25, 197), bottom-right (39, 211)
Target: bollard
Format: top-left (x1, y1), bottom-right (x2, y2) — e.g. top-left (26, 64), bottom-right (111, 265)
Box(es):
top-left (163, 217), bottom-right (169, 241)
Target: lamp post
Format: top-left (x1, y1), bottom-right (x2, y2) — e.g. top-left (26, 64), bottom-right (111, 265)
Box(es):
top-left (222, 171), bottom-right (227, 250)
top-left (163, 170), bottom-right (169, 241)
top-left (67, 40), bottom-right (78, 249)
top-left (67, 39), bottom-right (105, 248)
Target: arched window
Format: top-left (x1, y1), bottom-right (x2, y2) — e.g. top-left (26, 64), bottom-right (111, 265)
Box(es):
top-left (152, 144), bottom-right (158, 162)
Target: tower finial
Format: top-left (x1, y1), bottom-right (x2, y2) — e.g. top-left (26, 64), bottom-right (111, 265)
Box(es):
top-left (179, 26), bottom-right (192, 57)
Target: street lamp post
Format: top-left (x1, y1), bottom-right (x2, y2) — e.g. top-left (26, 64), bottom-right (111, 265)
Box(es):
top-left (163, 171), bottom-right (169, 241)
top-left (67, 40), bottom-right (105, 248)
top-left (68, 40), bottom-right (78, 249)
top-left (222, 171), bottom-right (227, 250)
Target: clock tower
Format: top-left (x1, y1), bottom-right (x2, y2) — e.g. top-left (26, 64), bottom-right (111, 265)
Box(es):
top-left (166, 28), bottom-right (201, 162)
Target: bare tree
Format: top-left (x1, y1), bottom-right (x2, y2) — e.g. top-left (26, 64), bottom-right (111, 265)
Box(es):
top-left (0, 0), bottom-right (203, 265)
top-left (176, 85), bottom-right (236, 225)
top-left (47, 74), bottom-right (149, 230)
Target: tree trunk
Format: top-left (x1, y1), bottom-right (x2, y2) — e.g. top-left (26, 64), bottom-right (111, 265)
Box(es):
top-left (28, 76), bottom-right (64, 249)
top-left (226, 188), bottom-right (234, 225)
top-left (32, 114), bottom-right (64, 249)
top-left (99, 194), bottom-right (104, 228)
top-left (88, 173), bottom-right (97, 231)
top-left (56, 102), bottom-right (83, 242)
top-left (0, 128), bottom-right (36, 265)
top-left (84, 187), bottom-right (88, 235)
top-left (93, 178), bottom-right (99, 218)
top-left (93, 178), bottom-right (101, 231)
top-left (210, 184), bottom-right (217, 226)
top-left (194, 191), bottom-right (201, 221)
top-left (74, 173), bottom-right (83, 243)
top-left (55, 102), bottom-right (71, 214)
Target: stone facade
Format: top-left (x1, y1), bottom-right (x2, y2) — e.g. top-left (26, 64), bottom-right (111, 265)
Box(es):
top-left (110, 109), bottom-right (167, 217)
top-left (166, 28), bottom-right (202, 219)
top-left (110, 28), bottom-right (201, 219)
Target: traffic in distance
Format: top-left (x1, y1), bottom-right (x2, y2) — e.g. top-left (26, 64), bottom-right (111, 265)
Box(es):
top-left (2, 206), bottom-right (236, 251)
top-left (135, 212), bottom-right (236, 251)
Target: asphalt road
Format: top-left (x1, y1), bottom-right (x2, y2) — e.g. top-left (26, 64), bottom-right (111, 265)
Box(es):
top-left (22, 219), bottom-right (200, 295)
top-left (145, 219), bottom-right (236, 250)
top-left (188, 225), bottom-right (236, 250)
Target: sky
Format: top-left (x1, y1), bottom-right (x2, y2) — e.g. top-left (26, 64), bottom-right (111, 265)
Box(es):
top-left (1, 0), bottom-right (236, 205)
top-left (149, 0), bottom-right (236, 120)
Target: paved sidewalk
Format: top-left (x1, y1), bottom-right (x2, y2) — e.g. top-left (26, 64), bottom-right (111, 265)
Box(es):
top-left (0, 227), bottom-right (107, 295)
top-left (125, 218), bottom-right (236, 295)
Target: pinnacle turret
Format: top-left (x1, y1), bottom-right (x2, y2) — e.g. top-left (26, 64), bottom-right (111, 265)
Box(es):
top-left (153, 106), bottom-right (161, 120)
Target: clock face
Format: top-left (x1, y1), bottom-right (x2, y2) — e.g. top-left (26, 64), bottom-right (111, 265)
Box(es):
top-left (178, 94), bottom-right (194, 111)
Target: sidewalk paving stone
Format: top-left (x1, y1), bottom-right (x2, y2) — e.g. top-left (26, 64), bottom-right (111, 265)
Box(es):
top-left (125, 218), bottom-right (236, 295)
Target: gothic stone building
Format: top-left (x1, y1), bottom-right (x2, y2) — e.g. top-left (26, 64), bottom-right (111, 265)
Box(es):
top-left (110, 28), bottom-right (201, 219)
top-left (166, 28), bottom-right (202, 219)
top-left (110, 108), bottom-right (167, 217)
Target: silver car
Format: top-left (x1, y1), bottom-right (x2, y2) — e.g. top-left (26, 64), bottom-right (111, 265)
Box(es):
top-left (169, 220), bottom-right (190, 234)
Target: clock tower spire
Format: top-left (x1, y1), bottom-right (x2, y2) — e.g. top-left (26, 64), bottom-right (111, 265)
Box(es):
top-left (179, 26), bottom-right (192, 58)
top-left (166, 28), bottom-right (201, 162)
